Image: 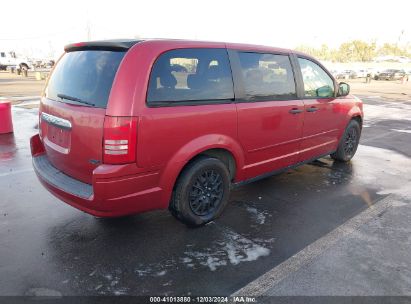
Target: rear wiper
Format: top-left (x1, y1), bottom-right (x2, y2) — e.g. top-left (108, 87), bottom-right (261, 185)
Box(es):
top-left (57, 93), bottom-right (95, 106)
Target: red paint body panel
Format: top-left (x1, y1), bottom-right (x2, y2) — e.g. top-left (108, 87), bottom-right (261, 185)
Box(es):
top-left (34, 165), bottom-right (164, 217)
top-left (236, 100), bottom-right (304, 179)
top-left (39, 98), bottom-right (106, 184)
top-left (136, 104), bottom-right (238, 168)
top-left (31, 39), bottom-right (363, 217)
top-left (298, 98), bottom-right (342, 161)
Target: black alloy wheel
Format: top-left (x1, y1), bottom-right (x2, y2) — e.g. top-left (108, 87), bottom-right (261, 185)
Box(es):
top-left (331, 120), bottom-right (361, 162)
top-left (170, 156), bottom-right (231, 226)
top-left (343, 126), bottom-right (358, 158)
top-left (189, 169), bottom-right (224, 216)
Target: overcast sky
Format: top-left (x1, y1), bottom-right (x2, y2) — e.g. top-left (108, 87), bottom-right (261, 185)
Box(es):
top-left (1, 0), bottom-right (410, 58)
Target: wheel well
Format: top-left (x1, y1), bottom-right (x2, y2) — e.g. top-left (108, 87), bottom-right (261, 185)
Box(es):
top-left (179, 148), bottom-right (236, 183)
top-left (352, 115), bottom-right (363, 129)
top-left (198, 149), bottom-right (236, 180)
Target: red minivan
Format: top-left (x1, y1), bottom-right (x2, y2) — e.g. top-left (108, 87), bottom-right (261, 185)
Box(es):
top-left (31, 39), bottom-right (363, 226)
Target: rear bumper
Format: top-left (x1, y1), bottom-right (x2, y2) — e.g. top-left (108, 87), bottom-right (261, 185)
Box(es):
top-left (33, 155), bottom-right (93, 199)
top-left (30, 134), bottom-right (165, 217)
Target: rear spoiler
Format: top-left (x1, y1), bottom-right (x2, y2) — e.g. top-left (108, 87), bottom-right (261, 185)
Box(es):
top-left (64, 40), bottom-right (142, 52)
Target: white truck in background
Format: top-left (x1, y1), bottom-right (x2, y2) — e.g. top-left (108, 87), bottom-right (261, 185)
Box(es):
top-left (0, 51), bottom-right (32, 71)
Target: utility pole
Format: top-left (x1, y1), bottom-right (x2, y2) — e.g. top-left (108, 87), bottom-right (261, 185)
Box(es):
top-left (397, 29), bottom-right (404, 47)
top-left (86, 19), bottom-right (91, 41)
top-left (85, 9), bottom-right (91, 41)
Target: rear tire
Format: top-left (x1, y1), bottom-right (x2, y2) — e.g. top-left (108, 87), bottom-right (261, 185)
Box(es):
top-left (170, 156), bottom-right (231, 227)
top-left (331, 120), bottom-right (361, 162)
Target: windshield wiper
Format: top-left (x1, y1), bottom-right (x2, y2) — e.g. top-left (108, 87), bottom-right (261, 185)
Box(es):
top-left (57, 93), bottom-right (95, 106)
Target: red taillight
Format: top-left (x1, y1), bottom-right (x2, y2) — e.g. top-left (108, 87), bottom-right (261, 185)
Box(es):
top-left (103, 116), bottom-right (138, 164)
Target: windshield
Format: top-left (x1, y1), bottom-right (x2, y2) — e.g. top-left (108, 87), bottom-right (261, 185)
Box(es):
top-left (45, 50), bottom-right (125, 108)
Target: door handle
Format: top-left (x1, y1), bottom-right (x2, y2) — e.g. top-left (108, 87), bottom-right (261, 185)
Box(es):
top-left (306, 107), bottom-right (319, 112)
top-left (289, 108), bottom-right (303, 114)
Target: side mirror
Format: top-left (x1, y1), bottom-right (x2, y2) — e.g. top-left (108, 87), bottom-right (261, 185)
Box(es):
top-left (316, 85), bottom-right (334, 98)
top-left (338, 82), bottom-right (350, 97)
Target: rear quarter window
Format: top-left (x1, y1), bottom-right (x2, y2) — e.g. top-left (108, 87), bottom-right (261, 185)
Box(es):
top-left (45, 50), bottom-right (125, 108)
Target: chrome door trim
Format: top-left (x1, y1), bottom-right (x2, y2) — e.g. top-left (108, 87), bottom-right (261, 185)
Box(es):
top-left (41, 112), bottom-right (72, 130)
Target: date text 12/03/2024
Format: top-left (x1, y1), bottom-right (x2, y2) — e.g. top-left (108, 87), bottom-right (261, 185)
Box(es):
top-left (149, 296), bottom-right (257, 303)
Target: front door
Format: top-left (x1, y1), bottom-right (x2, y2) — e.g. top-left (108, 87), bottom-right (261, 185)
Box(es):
top-left (296, 57), bottom-right (343, 162)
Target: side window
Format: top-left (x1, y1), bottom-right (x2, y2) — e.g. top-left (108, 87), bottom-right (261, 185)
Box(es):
top-left (298, 58), bottom-right (335, 98)
top-left (147, 48), bottom-right (234, 104)
top-left (0, 52), bottom-right (5, 58)
top-left (237, 52), bottom-right (296, 101)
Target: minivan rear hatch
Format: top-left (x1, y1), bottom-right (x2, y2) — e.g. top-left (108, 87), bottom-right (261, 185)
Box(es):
top-left (40, 41), bottom-right (138, 184)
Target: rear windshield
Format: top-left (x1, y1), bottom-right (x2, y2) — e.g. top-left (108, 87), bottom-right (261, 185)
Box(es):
top-left (45, 50), bottom-right (125, 108)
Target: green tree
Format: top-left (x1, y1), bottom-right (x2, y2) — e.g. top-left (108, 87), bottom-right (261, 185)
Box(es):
top-left (352, 40), bottom-right (376, 61)
top-left (377, 43), bottom-right (408, 56)
top-left (295, 40), bottom-right (410, 62)
top-left (337, 42), bottom-right (354, 62)
top-left (295, 44), bottom-right (332, 61)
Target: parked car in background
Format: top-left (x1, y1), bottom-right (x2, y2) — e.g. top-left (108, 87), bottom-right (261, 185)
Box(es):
top-left (330, 70), bottom-right (338, 78)
top-left (335, 70), bottom-right (354, 79)
top-left (42, 59), bottom-right (55, 69)
top-left (376, 69), bottom-right (406, 80)
top-left (30, 58), bottom-right (56, 69)
top-left (348, 70), bottom-right (358, 79)
top-left (0, 50), bottom-right (31, 71)
top-left (355, 69), bottom-right (368, 78)
top-left (31, 59), bottom-right (43, 69)
top-left (31, 39), bottom-right (363, 226)
top-left (365, 68), bottom-right (380, 79)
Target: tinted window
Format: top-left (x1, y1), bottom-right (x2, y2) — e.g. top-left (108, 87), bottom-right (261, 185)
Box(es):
top-left (237, 52), bottom-right (296, 101)
top-left (147, 48), bottom-right (234, 103)
top-left (298, 58), bottom-right (335, 98)
top-left (0, 52), bottom-right (5, 57)
top-left (45, 50), bottom-right (125, 108)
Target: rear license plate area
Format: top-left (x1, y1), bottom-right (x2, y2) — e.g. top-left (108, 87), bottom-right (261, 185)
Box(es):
top-left (47, 125), bottom-right (71, 149)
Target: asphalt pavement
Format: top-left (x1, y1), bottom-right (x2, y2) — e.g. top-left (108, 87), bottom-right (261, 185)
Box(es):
top-left (0, 97), bottom-right (410, 297)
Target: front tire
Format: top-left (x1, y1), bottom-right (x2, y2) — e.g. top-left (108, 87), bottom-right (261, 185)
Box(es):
top-left (331, 120), bottom-right (361, 162)
top-left (170, 156), bottom-right (231, 227)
